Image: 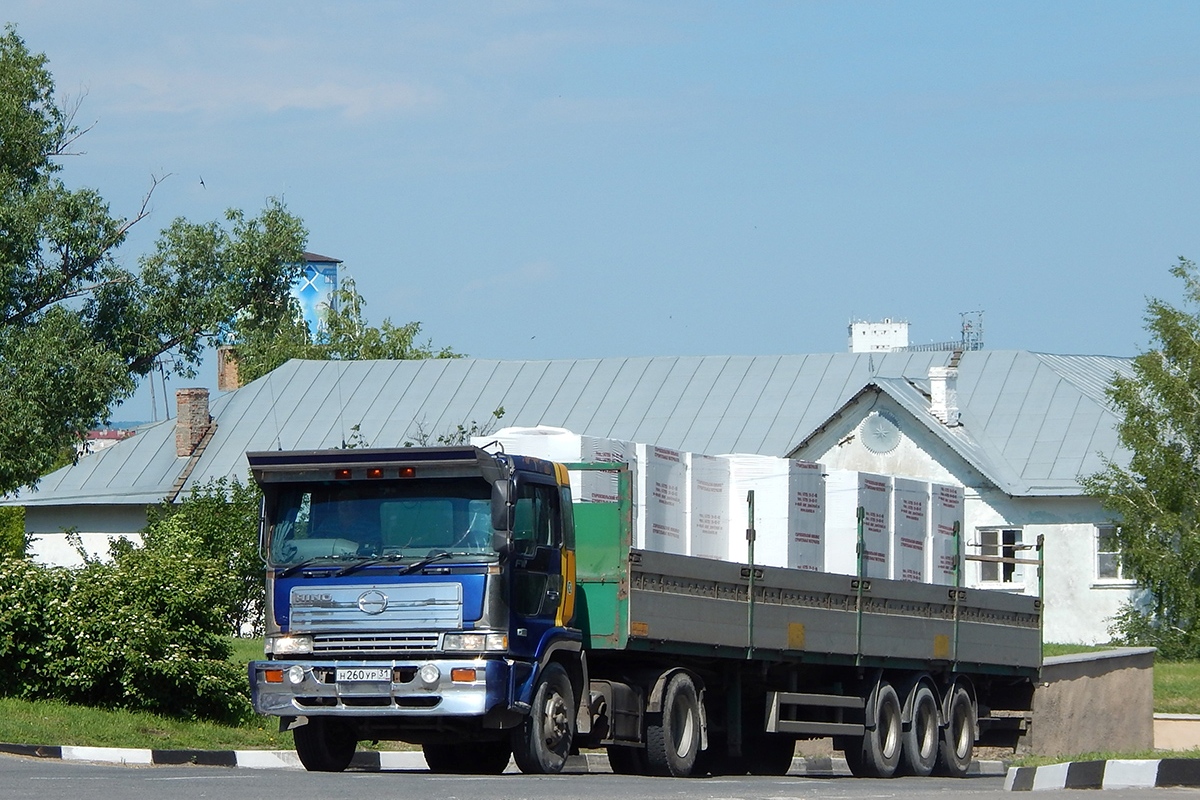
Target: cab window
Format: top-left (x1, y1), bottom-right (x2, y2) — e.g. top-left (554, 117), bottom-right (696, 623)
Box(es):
top-left (512, 481), bottom-right (561, 552)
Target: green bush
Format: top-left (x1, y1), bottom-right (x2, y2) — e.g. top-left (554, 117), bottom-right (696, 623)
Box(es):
top-left (0, 476), bottom-right (266, 723)
top-left (0, 559), bottom-right (73, 696)
top-left (56, 548), bottom-right (251, 723)
top-left (0, 506), bottom-right (26, 559)
top-left (1109, 602), bottom-right (1200, 660)
top-left (141, 476), bottom-right (265, 636)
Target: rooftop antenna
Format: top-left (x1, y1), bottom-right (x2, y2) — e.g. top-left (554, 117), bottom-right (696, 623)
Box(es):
top-left (960, 310), bottom-right (985, 351)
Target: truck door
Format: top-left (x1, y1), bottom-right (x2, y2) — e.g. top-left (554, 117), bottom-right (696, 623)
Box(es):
top-left (509, 476), bottom-right (569, 646)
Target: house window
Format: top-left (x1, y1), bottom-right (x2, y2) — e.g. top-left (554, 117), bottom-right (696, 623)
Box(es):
top-left (1096, 525), bottom-right (1126, 582)
top-left (977, 527), bottom-right (1022, 583)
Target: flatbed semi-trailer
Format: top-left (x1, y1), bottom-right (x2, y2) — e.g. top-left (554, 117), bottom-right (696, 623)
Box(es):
top-left (247, 447), bottom-right (1039, 778)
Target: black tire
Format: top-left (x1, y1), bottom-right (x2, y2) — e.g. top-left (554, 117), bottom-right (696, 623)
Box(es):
top-left (512, 663), bottom-right (575, 774)
top-left (646, 672), bottom-right (702, 777)
top-left (423, 741), bottom-right (512, 774)
top-left (846, 681), bottom-right (902, 778)
top-left (606, 744), bottom-right (650, 775)
top-left (935, 684), bottom-right (975, 777)
top-left (901, 684), bottom-right (940, 777)
top-left (293, 717), bottom-right (357, 772)
top-left (745, 734), bottom-right (795, 776)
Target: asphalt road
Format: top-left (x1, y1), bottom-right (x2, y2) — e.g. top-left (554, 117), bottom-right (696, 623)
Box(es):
top-left (2, 755), bottom-right (1197, 800)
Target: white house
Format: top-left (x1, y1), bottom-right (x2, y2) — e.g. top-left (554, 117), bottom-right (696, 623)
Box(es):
top-left (5, 350), bottom-right (1136, 644)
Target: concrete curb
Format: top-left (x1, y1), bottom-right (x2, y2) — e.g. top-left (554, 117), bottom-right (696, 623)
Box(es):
top-left (0, 742), bottom-right (1005, 777)
top-left (1005, 759), bottom-right (1200, 791)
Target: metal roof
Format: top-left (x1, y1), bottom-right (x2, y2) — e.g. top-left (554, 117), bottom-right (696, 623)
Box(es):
top-left (10, 350), bottom-right (1133, 506)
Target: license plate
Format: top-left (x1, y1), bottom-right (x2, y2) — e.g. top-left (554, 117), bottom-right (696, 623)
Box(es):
top-left (337, 667), bottom-right (391, 682)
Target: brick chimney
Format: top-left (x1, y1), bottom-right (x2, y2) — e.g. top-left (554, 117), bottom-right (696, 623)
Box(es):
top-left (175, 388), bottom-right (211, 456)
top-left (216, 345), bottom-right (241, 391)
top-left (929, 366), bottom-right (961, 427)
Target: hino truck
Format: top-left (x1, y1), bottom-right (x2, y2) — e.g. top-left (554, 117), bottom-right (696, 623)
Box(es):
top-left (247, 445), bottom-right (1040, 778)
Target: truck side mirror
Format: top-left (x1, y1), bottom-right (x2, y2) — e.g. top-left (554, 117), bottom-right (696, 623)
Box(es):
top-left (491, 480), bottom-right (513, 555)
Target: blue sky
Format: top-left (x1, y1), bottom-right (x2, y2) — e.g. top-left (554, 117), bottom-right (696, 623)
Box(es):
top-left (8, 2), bottom-right (1200, 421)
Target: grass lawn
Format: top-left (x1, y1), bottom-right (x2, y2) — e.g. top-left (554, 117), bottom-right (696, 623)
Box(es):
top-left (0, 638), bottom-right (284, 750)
top-left (1155, 661), bottom-right (1200, 715)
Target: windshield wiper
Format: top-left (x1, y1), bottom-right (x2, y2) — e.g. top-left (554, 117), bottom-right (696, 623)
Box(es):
top-left (398, 551), bottom-right (456, 576)
top-left (277, 557), bottom-right (349, 579)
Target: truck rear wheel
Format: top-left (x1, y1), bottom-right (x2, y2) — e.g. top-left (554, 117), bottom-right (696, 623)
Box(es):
top-left (512, 663), bottom-right (575, 774)
top-left (646, 672), bottom-right (702, 777)
top-left (846, 681), bottom-right (902, 778)
top-left (293, 717), bottom-right (356, 772)
top-left (935, 685), bottom-right (974, 777)
top-left (901, 685), bottom-right (939, 776)
top-left (423, 741), bottom-right (512, 774)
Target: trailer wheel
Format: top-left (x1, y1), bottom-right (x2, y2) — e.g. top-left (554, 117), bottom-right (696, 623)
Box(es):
top-left (846, 681), bottom-right (902, 778)
top-left (646, 672), bottom-right (702, 777)
top-left (606, 744), bottom-right (650, 775)
top-left (512, 663), bottom-right (575, 774)
top-left (293, 717), bottom-right (357, 772)
top-left (423, 741), bottom-right (512, 774)
top-left (901, 685), bottom-right (939, 776)
top-left (935, 685), bottom-right (975, 777)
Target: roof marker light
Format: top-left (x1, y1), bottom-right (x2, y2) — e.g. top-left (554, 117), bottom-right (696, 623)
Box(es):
top-left (399, 467), bottom-right (417, 478)
top-left (335, 469), bottom-right (352, 480)
top-left (367, 468), bottom-right (384, 479)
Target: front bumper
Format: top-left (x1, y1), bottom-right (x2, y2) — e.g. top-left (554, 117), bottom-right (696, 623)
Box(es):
top-left (250, 657), bottom-right (516, 717)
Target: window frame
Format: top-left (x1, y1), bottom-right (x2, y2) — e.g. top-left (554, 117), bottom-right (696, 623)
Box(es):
top-left (976, 526), bottom-right (1023, 585)
top-left (1094, 524), bottom-right (1132, 585)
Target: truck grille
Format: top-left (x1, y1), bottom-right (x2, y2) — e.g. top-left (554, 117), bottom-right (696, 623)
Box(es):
top-left (312, 632), bottom-right (440, 655)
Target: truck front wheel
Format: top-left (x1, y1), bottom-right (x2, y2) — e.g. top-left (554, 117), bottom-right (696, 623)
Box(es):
top-left (293, 717), bottom-right (356, 772)
top-left (512, 663), bottom-right (575, 774)
top-left (646, 672), bottom-right (702, 777)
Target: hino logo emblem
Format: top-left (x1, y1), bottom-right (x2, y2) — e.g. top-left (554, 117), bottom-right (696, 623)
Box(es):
top-left (358, 590), bottom-right (389, 615)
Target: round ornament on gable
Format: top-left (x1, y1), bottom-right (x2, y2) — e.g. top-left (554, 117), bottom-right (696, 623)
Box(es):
top-left (860, 410), bottom-right (901, 454)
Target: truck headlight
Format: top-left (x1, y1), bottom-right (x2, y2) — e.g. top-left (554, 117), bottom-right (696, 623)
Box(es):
top-left (266, 635), bottom-right (314, 656)
top-left (442, 632), bottom-right (508, 652)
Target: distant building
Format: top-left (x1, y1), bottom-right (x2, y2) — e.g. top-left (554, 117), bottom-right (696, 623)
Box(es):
top-left (80, 428), bottom-right (135, 456)
top-left (848, 319), bottom-right (909, 352)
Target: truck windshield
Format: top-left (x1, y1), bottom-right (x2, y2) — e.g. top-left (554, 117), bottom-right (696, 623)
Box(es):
top-left (264, 477), bottom-right (496, 566)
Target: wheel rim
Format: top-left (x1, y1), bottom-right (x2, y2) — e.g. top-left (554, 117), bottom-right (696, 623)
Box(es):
top-left (881, 698), bottom-right (901, 760)
top-left (915, 692), bottom-right (938, 762)
top-left (671, 701), bottom-right (696, 758)
top-left (542, 688), bottom-right (571, 750)
top-left (952, 700), bottom-right (972, 758)
top-left (918, 709), bottom-right (937, 760)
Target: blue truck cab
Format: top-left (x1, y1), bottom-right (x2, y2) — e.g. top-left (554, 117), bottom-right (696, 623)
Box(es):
top-left (247, 445), bottom-right (582, 774)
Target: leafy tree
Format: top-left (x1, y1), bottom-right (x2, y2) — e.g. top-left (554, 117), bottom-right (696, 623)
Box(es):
top-left (0, 506), bottom-right (24, 559)
top-left (0, 25), bottom-right (307, 494)
top-left (233, 276), bottom-right (459, 384)
top-left (1082, 257), bottom-right (1200, 658)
